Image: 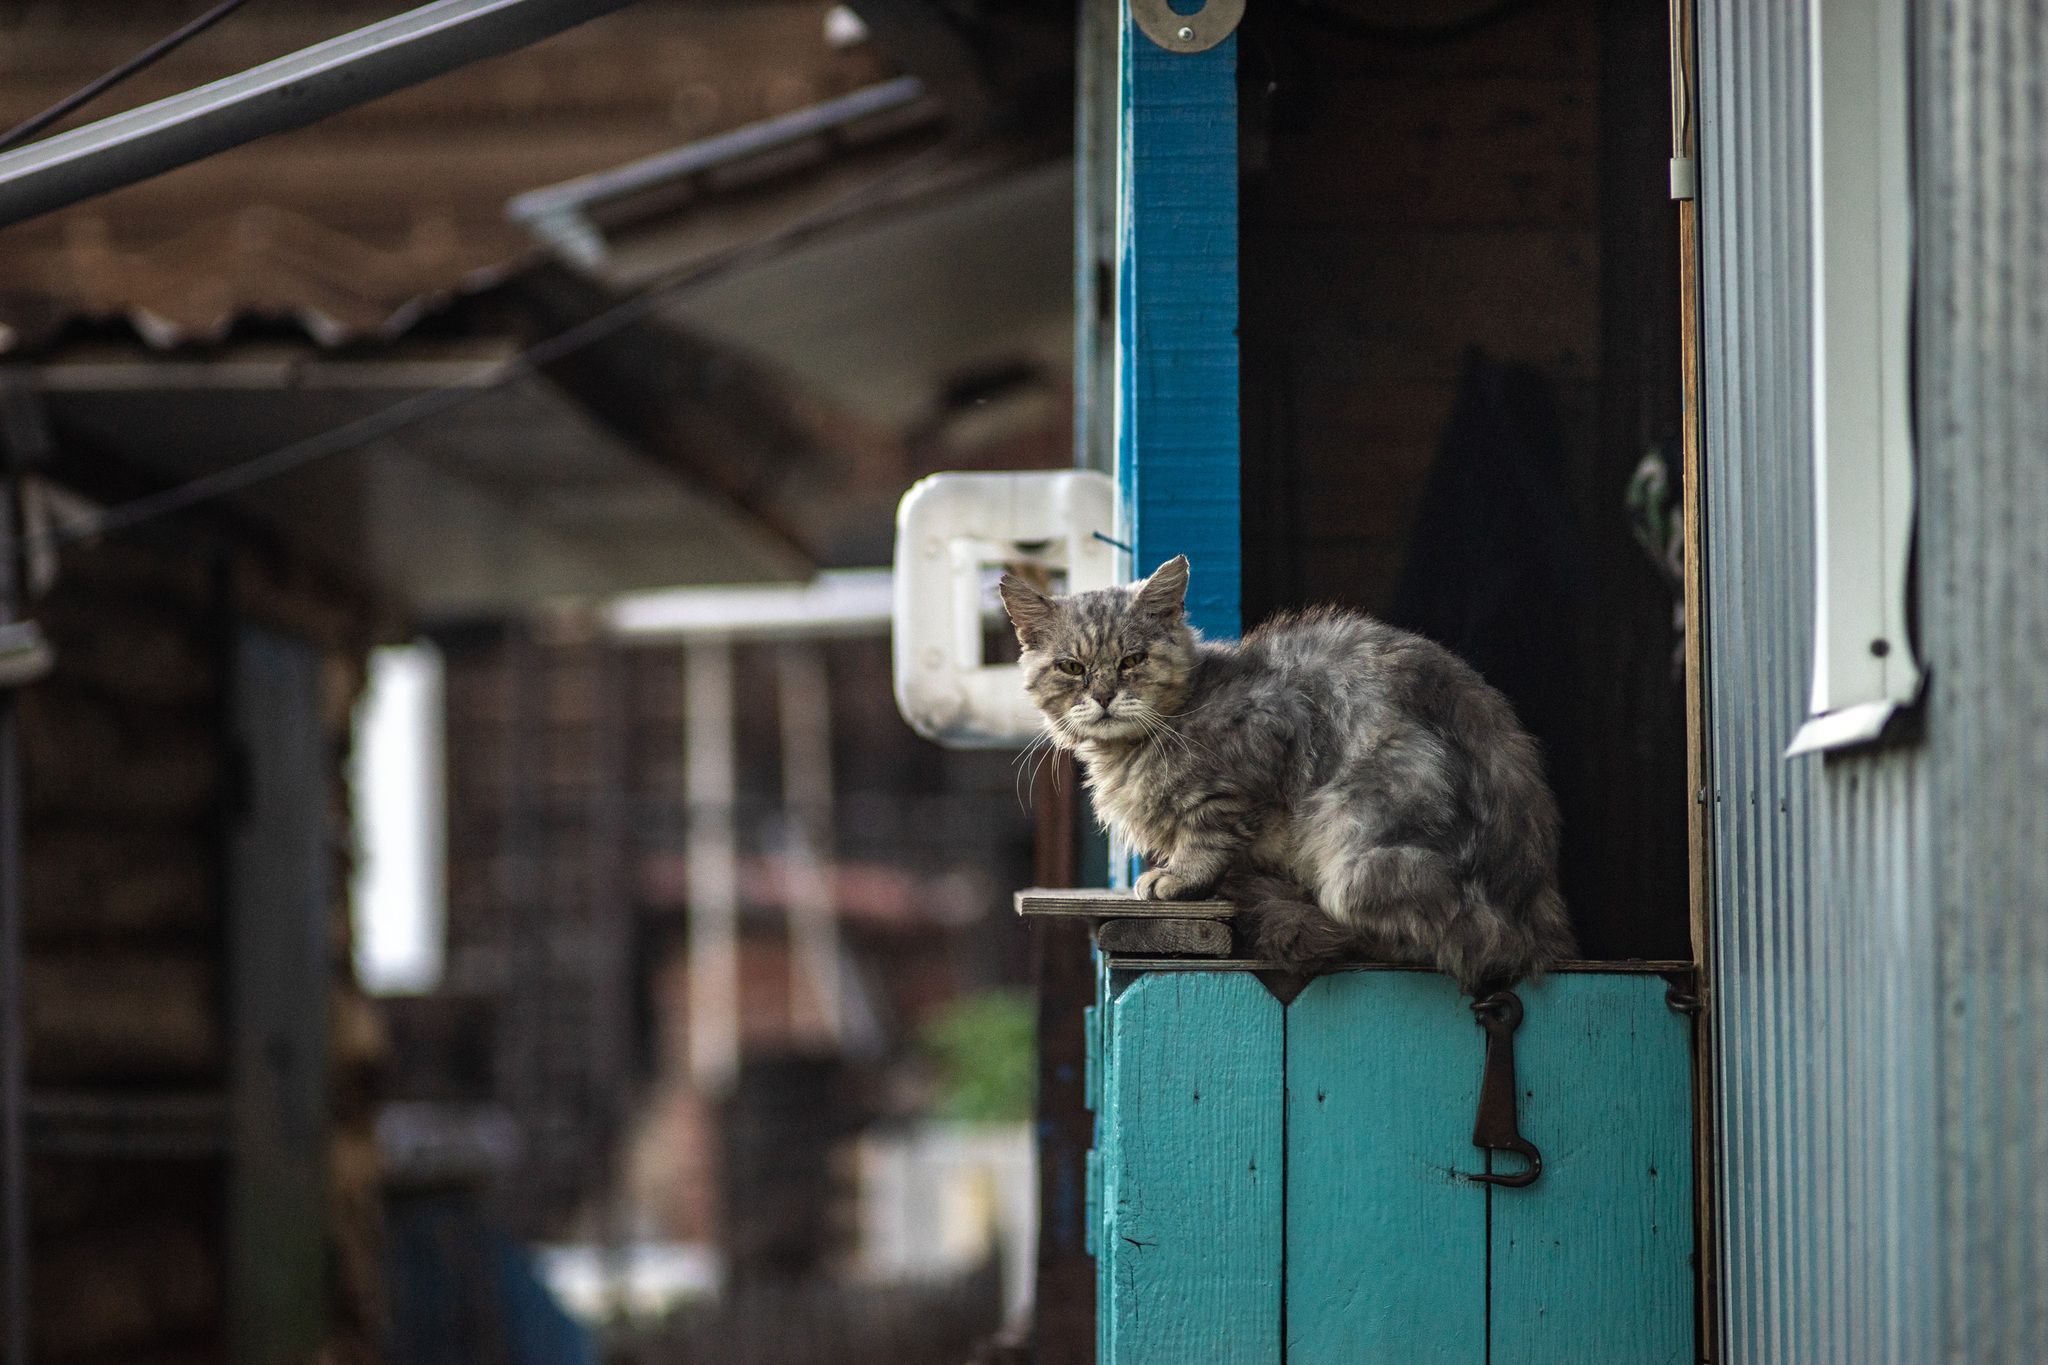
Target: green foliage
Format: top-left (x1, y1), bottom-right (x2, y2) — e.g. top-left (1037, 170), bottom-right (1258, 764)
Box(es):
top-left (917, 989), bottom-right (1036, 1122)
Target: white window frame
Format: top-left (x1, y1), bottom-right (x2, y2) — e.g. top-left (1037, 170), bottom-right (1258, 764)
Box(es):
top-left (1786, 0), bottom-right (1922, 757)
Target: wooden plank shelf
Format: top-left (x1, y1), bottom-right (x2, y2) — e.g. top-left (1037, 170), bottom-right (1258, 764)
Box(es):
top-left (1096, 918), bottom-right (1232, 957)
top-left (1014, 888), bottom-right (1236, 919)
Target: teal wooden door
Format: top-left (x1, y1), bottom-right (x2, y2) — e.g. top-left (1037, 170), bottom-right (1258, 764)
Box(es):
top-left (1287, 972), bottom-right (1485, 1363)
top-left (1093, 967), bottom-right (1694, 1364)
top-left (1097, 972), bottom-right (1283, 1365)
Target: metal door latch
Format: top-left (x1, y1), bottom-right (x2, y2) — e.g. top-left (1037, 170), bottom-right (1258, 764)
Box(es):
top-left (1462, 990), bottom-right (1541, 1189)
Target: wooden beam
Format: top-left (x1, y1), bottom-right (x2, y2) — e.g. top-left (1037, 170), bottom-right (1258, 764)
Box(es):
top-left (1015, 887), bottom-right (1234, 919)
top-left (1096, 918), bottom-right (1231, 957)
top-left (510, 265), bottom-right (824, 568)
top-left (227, 627), bottom-right (330, 1365)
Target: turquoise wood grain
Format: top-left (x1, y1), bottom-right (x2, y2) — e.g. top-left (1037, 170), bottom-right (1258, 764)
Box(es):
top-left (1285, 971), bottom-right (1486, 1365)
top-left (1101, 972), bottom-right (1282, 1365)
top-left (1489, 974), bottom-right (1694, 1364)
top-left (1117, 14), bottom-right (1239, 638)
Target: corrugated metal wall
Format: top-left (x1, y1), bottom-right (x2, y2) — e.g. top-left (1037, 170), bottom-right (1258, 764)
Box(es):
top-left (1701, 1), bottom-right (2048, 1360)
top-left (1920, 4), bottom-right (2048, 1359)
top-left (1696, 0), bottom-right (1941, 1361)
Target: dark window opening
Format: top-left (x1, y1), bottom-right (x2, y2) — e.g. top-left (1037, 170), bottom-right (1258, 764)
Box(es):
top-left (1237, 0), bottom-right (1691, 961)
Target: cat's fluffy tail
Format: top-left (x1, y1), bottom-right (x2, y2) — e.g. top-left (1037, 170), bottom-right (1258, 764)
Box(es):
top-left (1454, 688), bottom-right (1579, 975)
top-left (1240, 899), bottom-right (1357, 969)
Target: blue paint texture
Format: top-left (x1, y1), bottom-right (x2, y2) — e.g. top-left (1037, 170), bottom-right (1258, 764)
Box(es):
top-left (1286, 972), bottom-right (1485, 1364)
top-left (1116, 15), bottom-right (1240, 639)
top-left (1099, 972), bottom-right (1282, 1365)
top-left (1490, 974), bottom-right (1694, 1365)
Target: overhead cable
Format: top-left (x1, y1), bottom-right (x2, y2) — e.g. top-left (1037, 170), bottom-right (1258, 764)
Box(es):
top-left (0, 0), bottom-right (258, 154)
top-left (49, 137), bottom-right (971, 548)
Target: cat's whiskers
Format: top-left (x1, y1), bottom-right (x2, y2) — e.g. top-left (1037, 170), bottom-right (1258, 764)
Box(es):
top-left (1127, 706), bottom-right (1191, 761)
top-left (1011, 727), bottom-right (1059, 811)
top-left (1023, 742), bottom-right (1059, 804)
top-left (1120, 697), bottom-right (1212, 762)
top-left (1011, 726), bottom-right (1054, 770)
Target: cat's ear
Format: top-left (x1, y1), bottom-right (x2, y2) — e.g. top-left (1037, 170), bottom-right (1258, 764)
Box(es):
top-left (998, 574), bottom-right (1058, 651)
top-left (1132, 555), bottom-right (1190, 622)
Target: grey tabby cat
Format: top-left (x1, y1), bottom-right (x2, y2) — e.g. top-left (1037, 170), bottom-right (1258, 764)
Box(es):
top-left (999, 556), bottom-right (1576, 989)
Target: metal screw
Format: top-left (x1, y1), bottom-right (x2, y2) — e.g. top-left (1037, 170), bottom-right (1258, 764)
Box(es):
top-left (1177, 24), bottom-right (1193, 38)
top-left (1870, 637), bottom-right (1891, 657)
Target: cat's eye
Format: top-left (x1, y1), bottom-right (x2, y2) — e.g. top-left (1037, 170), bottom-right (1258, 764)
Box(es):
top-left (1120, 653), bottom-right (1146, 670)
top-left (1055, 659), bottom-right (1084, 677)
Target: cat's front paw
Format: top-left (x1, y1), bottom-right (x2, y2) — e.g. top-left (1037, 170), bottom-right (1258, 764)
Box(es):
top-left (1134, 868), bottom-right (1192, 901)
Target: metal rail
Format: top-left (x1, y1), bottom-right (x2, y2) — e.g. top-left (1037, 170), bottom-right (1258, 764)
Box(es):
top-left (507, 75), bottom-right (929, 269)
top-left (0, 0), bottom-right (644, 228)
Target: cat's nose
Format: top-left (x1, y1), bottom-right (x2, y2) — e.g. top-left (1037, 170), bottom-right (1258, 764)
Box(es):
top-left (1090, 683), bottom-right (1116, 707)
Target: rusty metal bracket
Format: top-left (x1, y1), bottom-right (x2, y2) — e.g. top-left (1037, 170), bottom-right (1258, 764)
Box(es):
top-left (1461, 990), bottom-right (1542, 1189)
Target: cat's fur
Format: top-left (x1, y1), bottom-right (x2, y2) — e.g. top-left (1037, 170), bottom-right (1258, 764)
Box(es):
top-left (999, 556), bottom-right (1577, 989)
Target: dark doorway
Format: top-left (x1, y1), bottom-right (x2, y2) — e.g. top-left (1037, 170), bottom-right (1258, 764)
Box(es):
top-left (1237, 0), bottom-right (1689, 961)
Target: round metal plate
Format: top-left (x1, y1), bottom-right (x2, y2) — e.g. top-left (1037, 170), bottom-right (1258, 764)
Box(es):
top-left (1129, 0), bottom-right (1246, 53)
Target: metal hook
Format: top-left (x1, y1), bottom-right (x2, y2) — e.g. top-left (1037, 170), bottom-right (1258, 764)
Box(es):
top-left (1461, 990), bottom-right (1542, 1189)
top-left (1129, 0), bottom-right (1245, 53)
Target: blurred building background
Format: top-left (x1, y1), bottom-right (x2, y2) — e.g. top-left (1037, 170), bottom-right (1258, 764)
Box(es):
top-left (0, 0), bottom-right (1074, 1360)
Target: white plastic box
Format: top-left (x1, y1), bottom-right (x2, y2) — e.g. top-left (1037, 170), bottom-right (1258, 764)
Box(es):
top-left (892, 470), bottom-right (1120, 748)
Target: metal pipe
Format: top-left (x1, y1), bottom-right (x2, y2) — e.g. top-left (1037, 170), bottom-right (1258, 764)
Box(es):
top-left (684, 639), bottom-right (739, 1094)
top-left (775, 642), bottom-right (841, 1050)
top-left (0, 0), bottom-right (643, 229)
top-left (507, 75), bottom-right (927, 269)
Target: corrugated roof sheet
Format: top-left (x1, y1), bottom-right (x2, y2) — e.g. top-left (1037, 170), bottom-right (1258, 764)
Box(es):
top-left (0, 0), bottom-right (899, 350)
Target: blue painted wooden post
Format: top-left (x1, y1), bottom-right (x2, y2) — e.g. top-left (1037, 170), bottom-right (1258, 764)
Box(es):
top-left (1115, 2), bottom-right (1239, 639)
top-left (1102, 0), bottom-right (1239, 890)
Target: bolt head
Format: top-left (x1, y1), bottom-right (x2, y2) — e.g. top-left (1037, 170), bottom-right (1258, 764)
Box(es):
top-left (1177, 24), bottom-right (1194, 38)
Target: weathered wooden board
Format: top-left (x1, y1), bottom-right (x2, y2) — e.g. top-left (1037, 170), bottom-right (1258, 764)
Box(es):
top-left (1101, 971), bottom-right (1281, 1365)
top-left (1285, 971), bottom-right (1485, 1365)
top-left (1096, 918), bottom-right (1231, 956)
top-left (228, 627), bottom-right (331, 1364)
top-left (1118, 8), bottom-right (1240, 638)
top-left (1489, 974), bottom-right (1694, 1365)
top-left (1016, 888), bottom-right (1235, 919)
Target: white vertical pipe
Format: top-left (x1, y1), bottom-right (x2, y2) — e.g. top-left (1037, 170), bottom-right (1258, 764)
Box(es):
top-left (777, 641), bottom-right (842, 1049)
top-left (684, 638), bottom-right (740, 1093)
